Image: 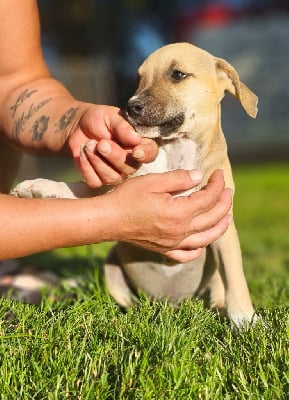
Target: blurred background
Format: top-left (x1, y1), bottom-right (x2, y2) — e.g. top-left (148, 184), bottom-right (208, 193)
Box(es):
top-left (19, 0), bottom-right (289, 179)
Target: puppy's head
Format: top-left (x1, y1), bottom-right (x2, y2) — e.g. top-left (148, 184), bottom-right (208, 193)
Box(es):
top-left (127, 42), bottom-right (258, 140)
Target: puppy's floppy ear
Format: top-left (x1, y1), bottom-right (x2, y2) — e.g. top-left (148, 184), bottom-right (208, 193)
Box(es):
top-left (215, 57), bottom-right (258, 118)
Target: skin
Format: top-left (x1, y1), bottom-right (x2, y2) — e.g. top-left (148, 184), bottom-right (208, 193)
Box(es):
top-left (0, 0), bottom-right (232, 262)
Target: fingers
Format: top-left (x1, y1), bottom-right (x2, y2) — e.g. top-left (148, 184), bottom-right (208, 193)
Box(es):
top-left (79, 139), bottom-right (156, 187)
top-left (166, 214), bottom-right (231, 263)
top-left (80, 105), bottom-right (141, 145)
top-left (103, 107), bottom-right (142, 146)
top-left (188, 188), bottom-right (232, 233)
top-left (186, 169), bottom-right (226, 215)
top-left (165, 248), bottom-right (205, 263)
top-left (154, 170), bottom-right (231, 263)
top-left (132, 138), bottom-right (159, 163)
top-left (80, 138), bottom-right (159, 187)
top-left (73, 106), bottom-right (160, 186)
top-left (79, 143), bottom-right (120, 188)
top-left (139, 169), bottom-right (204, 193)
top-left (182, 214), bottom-right (231, 250)
top-left (82, 139), bottom-right (139, 186)
top-left (78, 144), bottom-right (103, 187)
top-left (193, 169), bottom-right (225, 206)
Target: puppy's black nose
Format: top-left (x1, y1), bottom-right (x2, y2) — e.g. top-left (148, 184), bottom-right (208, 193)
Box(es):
top-left (127, 98), bottom-right (145, 117)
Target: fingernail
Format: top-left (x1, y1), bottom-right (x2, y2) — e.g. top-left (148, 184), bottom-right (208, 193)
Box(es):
top-left (189, 170), bottom-right (203, 182)
top-left (97, 141), bottom-right (111, 154)
top-left (85, 140), bottom-right (97, 153)
top-left (130, 129), bottom-right (140, 138)
top-left (133, 149), bottom-right (145, 159)
top-left (228, 214), bottom-right (233, 224)
top-left (80, 144), bottom-right (87, 160)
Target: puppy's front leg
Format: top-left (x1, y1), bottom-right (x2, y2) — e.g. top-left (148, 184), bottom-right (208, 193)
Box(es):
top-left (10, 179), bottom-right (83, 199)
top-left (211, 222), bottom-right (256, 329)
top-left (10, 179), bottom-right (112, 199)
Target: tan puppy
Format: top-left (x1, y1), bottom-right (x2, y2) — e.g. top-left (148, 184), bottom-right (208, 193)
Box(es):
top-left (12, 43), bottom-right (258, 328)
top-left (104, 42), bottom-right (258, 328)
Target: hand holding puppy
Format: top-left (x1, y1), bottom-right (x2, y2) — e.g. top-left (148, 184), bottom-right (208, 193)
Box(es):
top-left (103, 169), bottom-right (231, 262)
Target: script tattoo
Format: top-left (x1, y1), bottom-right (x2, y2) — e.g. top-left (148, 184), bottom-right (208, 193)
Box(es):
top-left (10, 89), bottom-right (37, 117)
top-left (31, 115), bottom-right (49, 141)
top-left (55, 107), bottom-right (80, 132)
top-left (13, 98), bottom-right (52, 141)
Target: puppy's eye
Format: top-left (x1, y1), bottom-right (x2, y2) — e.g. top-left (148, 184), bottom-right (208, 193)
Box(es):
top-left (171, 70), bottom-right (187, 81)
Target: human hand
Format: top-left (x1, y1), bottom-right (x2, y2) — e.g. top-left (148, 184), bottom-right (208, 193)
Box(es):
top-left (103, 169), bottom-right (232, 262)
top-left (67, 105), bottom-right (158, 187)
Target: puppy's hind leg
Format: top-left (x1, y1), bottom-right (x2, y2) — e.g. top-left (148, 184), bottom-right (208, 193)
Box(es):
top-left (104, 245), bottom-right (135, 308)
top-left (207, 269), bottom-right (226, 316)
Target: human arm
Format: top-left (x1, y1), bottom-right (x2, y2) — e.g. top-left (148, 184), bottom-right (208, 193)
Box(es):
top-left (0, 0), bottom-right (157, 186)
top-left (0, 169), bottom-right (231, 261)
top-left (0, 1), bottom-right (232, 262)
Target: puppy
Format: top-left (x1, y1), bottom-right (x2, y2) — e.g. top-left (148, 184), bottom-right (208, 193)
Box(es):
top-left (104, 43), bottom-right (258, 328)
top-left (12, 43), bottom-right (258, 328)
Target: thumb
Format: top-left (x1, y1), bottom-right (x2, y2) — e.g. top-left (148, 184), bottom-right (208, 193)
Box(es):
top-left (146, 169), bottom-right (203, 194)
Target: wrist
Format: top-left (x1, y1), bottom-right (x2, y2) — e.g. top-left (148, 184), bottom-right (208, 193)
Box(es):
top-left (65, 103), bottom-right (96, 157)
top-left (78, 195), bottom-right (121, 244)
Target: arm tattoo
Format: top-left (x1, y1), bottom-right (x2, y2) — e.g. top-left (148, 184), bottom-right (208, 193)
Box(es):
top-left (13, 98), bottom-right (52, 141)
top-left (10, 89), bottom-right (38, 117)
top-left (31, 115), bottom-right (49, 142)
top-left (55, 107), bottom-right (80, 132)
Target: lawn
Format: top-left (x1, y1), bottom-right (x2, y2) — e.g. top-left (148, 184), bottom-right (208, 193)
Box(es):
top-left (0, 163), bottom-right (288, 399)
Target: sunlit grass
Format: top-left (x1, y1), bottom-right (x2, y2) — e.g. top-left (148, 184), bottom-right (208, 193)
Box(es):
top-left (0, 163), bottom-right (288, 399)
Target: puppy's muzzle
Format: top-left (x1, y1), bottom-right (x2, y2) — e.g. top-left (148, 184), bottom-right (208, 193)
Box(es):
top-left (127, 97), bottom-right (145, 119)
top-left (126, 96), bottom-right (185, 139)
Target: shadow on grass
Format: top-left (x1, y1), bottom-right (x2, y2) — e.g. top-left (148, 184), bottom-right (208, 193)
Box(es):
top-left (1, 245), bottom-right (112, 306)
top-left (18, 245), bottom-right (108, 278)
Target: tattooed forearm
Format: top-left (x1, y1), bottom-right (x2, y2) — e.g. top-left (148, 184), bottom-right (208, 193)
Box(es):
top-left (10, 89), bottom-right (38, 117)
top-left (31, 115), bottom-right (49, 142)
top-left (55, 107), bottom-right (80, 132)
top-left (9, 86), bottom-right (82, 148)
top-left (13, 97), bottom-right (52, 140)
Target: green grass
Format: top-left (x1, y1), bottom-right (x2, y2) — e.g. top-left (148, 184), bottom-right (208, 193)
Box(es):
top-left (0, 163), bottom-right (288, 399)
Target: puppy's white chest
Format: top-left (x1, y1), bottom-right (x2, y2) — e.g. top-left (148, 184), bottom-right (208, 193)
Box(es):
top-left (135, 138), bottom-right (198, 176)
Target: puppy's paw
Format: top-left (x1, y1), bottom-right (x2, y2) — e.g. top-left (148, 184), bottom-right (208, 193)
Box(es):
top-left (10, 179), bottom-right (75, 199)
top-left (228, 311), bottom-right (260, 331)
